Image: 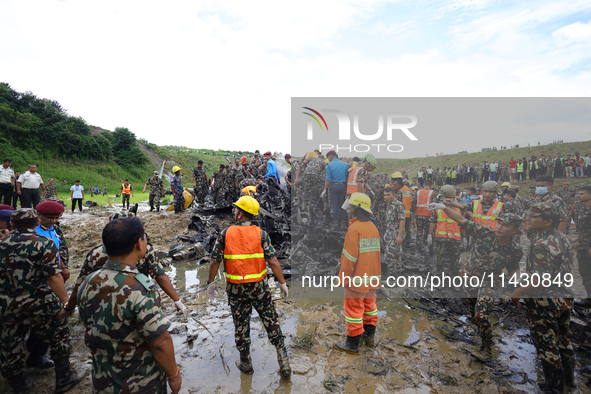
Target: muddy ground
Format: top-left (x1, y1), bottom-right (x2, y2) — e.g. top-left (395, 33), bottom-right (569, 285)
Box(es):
top-left (1, 203), bottom-right (591, 393)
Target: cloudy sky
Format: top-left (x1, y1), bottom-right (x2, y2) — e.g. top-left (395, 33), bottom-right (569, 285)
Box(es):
top-left (2, 0), bottom-right (591, 156)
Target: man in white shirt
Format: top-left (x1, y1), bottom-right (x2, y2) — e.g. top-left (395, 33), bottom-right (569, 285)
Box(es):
top-left (0, 159), bottom-right (15, 206)
top-left (16, 165), bottom-right (45, 209)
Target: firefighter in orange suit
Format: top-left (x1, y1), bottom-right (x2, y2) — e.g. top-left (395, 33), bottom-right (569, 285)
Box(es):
top-left (334, 193), bottom-right (381, 354)
top-left (206, 196), bottom-right (291, 377)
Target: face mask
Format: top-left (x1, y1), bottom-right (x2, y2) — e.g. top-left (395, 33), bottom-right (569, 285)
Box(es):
top-left (536, 186), bottom-right (548, 195)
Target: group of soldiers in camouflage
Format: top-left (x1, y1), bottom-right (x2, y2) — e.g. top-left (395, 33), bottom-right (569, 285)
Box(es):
top-left (0, 201), bottom-right (187, 393)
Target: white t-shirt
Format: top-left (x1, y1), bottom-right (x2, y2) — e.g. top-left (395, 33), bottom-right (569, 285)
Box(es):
top-left (427, 168), bottom-right (433, 174)
top-left (70, 185), bottom-right (84, 199)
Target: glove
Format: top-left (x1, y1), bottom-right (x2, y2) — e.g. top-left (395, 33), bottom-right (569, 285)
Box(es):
top-left (174, 300), bottom-right (189, 318)
top-left (320, 190), bottom-right (327, 199)
top-left (427, 235), bottom-right (432, 245)
top-left (426, 203), bottom-right (445, 211)
top-left (207, 283), bottom-right (218, 300)
top-left (463, 238), bottom-right (468, 247)
top-left (279, 282), bottom-right (289, 299)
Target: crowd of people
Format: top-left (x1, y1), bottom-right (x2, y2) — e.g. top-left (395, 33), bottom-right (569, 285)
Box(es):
top-left (1, 147), bottom-right (590, 394)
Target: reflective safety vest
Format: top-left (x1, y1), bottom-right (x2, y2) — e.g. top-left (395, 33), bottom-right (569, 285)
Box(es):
top-left (516, 163), bottom-right (524, 172)
top-left (417, 171), bottom-right (424, 178)
top-left (121, 184), bottom-right (131, 195)
top-left (473, 199), bottom-right (504, 230)
top-left (346, 167), bottom-right (364, 194)
top-left (415, 189), bottom-right (434, 217)
top-left (400, 185), bottom-right (412, 218)
top-left (339, 218), bottom-right (381, 292)
top-left (223, 225), bottom-right (267, 284)
top-left (435, 208), bottom-right (461, 241)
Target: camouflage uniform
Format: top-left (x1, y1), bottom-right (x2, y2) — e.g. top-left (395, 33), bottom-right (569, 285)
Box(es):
top-left (557, 188), bottom-right (575, 232)
top-left (210, 221), bottom-right (285, 355)
top-left (524, 194), bottom-right (537, 212)
top-left (368, 174), bottom-right (385, 231)
top-left (193, 167), bottom-right (210, 204)
top-left (42, 184), bottom-right (57, 200)
top-left (74, 243), bottom-right (165, 291)
top-left (383, 199), bottom-right (406, 273)
top-left (461, 218), bottom-right (523, 345)
top-left (54, 222), bottom-right (69, 267)
top-left (503, 198), bottom-right (523, 216)
top-left (0, 226), bottom-right (71, 379)
top-left (77, 260), bottom-right (171, 394)
top-left (289, 159), bottom-right (303, 201)
top-left (171, 174), bottom-right (184, 213)
top-left (476, 166), bottom-right (484, 184)
top-left (212, 169), bottom-right (225, 204)
top-left (246, 164), bottom-right (260, 179)
top-left (576, 202), bottom-right (591, 297)
top-left (525, 224), bottom-right (574, 372)
top-left (499, 162), bottom-right (509, 182)
top-left (224, 169), bottom-right (237, 203)
top-left (301, 157), bottom-right (326, 209)
top-left (234, 166), bottom-right (245, 200)
top-left (146, 176), bottom-right (163, 210)
top-left (239, 178), bottom-right (257, 190)
top-left (429, 209), bottom-right (462, 272)
top-left (527, 192), bottom-right (568, 243)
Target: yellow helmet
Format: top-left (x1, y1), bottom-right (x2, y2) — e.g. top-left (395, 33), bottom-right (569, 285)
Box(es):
top-left (391, 171), bottom-right (402, 179)
top-left (241, 185), bottom-right (257, 196)
top-left (343, 192), bottom-right (372, 214)
top-left (172, 166), bottom-right (181, 173)
top-left (501, 182), bottom-right (511, 187)
top-left (304, 152), bottom-right (318, 160)
top-left (233, 196), bottom-right (260, 215)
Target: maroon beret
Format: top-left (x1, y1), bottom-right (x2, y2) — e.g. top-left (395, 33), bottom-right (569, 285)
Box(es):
top-left (0, 204), bottom-right (14, 211)
top-left (36, 201), bottom-right (65, 215)
top-left (326, 150), bottom-right (337, 156)
top-left (264, 151), bottom-right (272, 155)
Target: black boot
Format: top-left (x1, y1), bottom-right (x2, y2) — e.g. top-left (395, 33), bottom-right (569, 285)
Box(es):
top-left (360, 325), bottom-right (376, 347)
top-left (8, 372), bottom-right (33, 394)
top-left (54, 356), bottom-right (82, 393)
top-left (235, 353), bottom-right (254, 375)
top-left (156, 207), bottom-right (160, 212)
top-left (561, 355), bottom-right (576, 389)
top-left (334, 335), bottom-right (361, 355)
top-left (150, 206), bottom-right (154, 212)
top-left (539, 361), bottom-right (565, 394)
top-left (276, 346), bottom-right (291, 377)
top-left (26, 353), bottom-right (54, 369)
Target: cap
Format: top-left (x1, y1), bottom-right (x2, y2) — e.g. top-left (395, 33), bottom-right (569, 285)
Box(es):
top-left (36, 201), bottom-right (65, 216)
top-left (0, 204), bottom-right (14, 211)
top-left (48, 178), bottom-right (54, 181)
top-left (498, 213), bottom-right (523, 226)
top-left (154, 171), bottom-right (159, 175)
top-left (109, 211), bottom-right (134, 221)
top-left (530, 202), bottom-right (560, 216)
top-left (11, 208), bottom-right (37, 221)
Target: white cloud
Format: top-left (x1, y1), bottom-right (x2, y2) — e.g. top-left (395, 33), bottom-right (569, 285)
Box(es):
top-left (553, 21), bottom-right (591, 42)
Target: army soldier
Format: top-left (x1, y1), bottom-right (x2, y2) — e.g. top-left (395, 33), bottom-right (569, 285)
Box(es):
top-left (171, 166), bottom-right (184, 214)
top-left (510, 203), bottom-right (576, 392)
top-left (43, 178), bottom-right (57, 201)
top-left (383, 185), bottom-right (406, 275)
top-left (334, 193), bottom-right (381, 354)
top-left (77, 217), bottom-right (182, 394)
top-left (212, 164), bottom-right (226, 204)
top-left (432, 203), bottom-right (523, 363)
top-left (448, 180), bottom-right (504, 231)
top-left (207, 196), bottom-right (290, 376)
top-left (533, 175), bottom-right (568, 233)
top-left (503, 190), bottom-right (523, 216)
top-left (66, 212), bottom-right (187, 317)
top-left (0, 209), bottom-right (80, 393)
top-left (428, 185), bottom-right (463, 273)
top-left (300, 153), bottom-right (326, 212)
top-left (524, 186), bottom-right (537, 211)
top-left (143, 171), bottom-right (164, 212)
top-left (575, 185), bottom-right (591, 302)
top-left (192, 160), bottom-right (210, 204)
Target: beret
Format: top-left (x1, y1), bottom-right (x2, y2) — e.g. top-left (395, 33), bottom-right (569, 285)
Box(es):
top-left (264, 151), bottom-right (272, 155)
top-left (326, 150), bottom-right (337, 156)
top-left (36, 201), bottom-right (65, 215)
top-left (0, 210), bottom-right (12, 223)
top-left (11, 208), bottom-right (37, 221)
top-left (0, 204), bottom-right (14, 211)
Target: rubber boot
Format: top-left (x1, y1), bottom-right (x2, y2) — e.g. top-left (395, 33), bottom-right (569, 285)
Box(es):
top-left (8, 372), bottom-right (33, 394)
top-left (156, 207), bottom-right (160, 213)
top-left (26, 353), bottom-right (54, 369)
top-left (235, 353), bottom-right (254, 375)
top-left (539, 361), bottom-right (565, 394)
top-left (334, 335), bottom-right (361, 355)
top-left (276, 346), bottom-right (291, 377)
top-left (470, 339), bottom-right (492, 363)
top-left (360, 325), bottom-right (376, 347)
top-left (150, 206), bottom-right (154, 212)
top-left (54, 356), bottom-right (82, 393)
top-left (561, 355), bottom-right (577, 389)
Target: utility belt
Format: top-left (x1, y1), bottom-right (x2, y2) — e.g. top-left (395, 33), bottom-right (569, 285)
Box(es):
top-left (0, 183), bottom-right (12, 185)
top-left (23, 187), bottom-right (40, 190)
